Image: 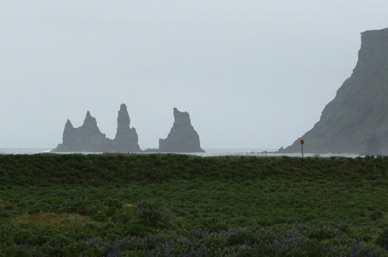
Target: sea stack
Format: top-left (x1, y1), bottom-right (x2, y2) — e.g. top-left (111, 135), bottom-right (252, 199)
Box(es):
top-left (112, 104), bottom-right (141, 152)
top-left (279, 28), bottom-right (388, 155)
top-left (52, 104), bottom-right (141, 153)
top-left (52, 111), bottom-right (110, 152)
top-left (158, 108), bottom-right (205, 152)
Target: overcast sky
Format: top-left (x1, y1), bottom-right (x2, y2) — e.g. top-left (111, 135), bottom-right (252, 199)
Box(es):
top-left (1, 0), bottom-right (388, 150)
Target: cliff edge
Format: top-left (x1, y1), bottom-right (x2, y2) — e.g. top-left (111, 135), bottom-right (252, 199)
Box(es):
top-left (280, 28), bottom-right (388, 155)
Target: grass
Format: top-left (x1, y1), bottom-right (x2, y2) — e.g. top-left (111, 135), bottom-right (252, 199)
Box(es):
top-left (0, 154), bottom-right (387, 256)
top-left (12, 213), bottom-right (93, 230)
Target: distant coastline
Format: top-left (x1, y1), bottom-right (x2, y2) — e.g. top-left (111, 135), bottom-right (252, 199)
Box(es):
top-left (0, 148), bottom-right (360, 158)
top-left (0, 148), bottom-right (52, 155)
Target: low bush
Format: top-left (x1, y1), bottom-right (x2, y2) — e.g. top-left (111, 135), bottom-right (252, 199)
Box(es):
top-left (0, 154), bottom-right (386, 256)
top-left (376, 229), bottom-right (388, 249)
top-left (136, 201), bottom-right (170, 228)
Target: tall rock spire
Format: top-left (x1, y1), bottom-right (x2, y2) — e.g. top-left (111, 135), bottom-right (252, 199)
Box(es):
top-left (116, 103), bottom-right (130, 136)
top-left (113, 104), bottom-right (141, 152)
top-left (62, 119), bottom-right (74, 143)
top-left (280, 28), bottom-right (388, 154)
top-left (158, 108), bottom-right (204, 152)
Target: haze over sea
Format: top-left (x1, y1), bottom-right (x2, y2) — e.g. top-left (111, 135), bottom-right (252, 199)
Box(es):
top-left (0, 148), bottom-right (360, 158)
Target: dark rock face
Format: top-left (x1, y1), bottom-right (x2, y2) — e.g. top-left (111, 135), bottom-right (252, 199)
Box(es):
top-left (280, 28), bottom-right (388, 154)
top-left (53, 111), bottom-right (111, 152)
top-left (53, 105), bottom-right (205, 153)
top-left (112, 104), bottom-right (141, 152)
top-left (365, 134), bottom-right (382, 156)
top-left (158, 108), bottom-right (205, 152)
top-left (52, 104), bottom-right (140, 153)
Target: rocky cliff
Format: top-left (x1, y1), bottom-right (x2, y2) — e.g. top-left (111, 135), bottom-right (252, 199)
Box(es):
top-left (280, 28), bottom-right (388, 155)
top-left (158, 108), bottom-right (205, 152)
top-left (52, 104), bottom-right (140, 153)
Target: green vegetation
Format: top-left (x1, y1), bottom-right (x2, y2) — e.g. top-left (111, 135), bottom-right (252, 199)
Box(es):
top-left (0, 154), bottom-right (387, 256)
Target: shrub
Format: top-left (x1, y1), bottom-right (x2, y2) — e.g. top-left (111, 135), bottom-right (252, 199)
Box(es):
top-left (13, 225), bottom-right (59, 246)
top-left (203, 236), bottom-right (227, 250)
top-left (369, 210), bottom-right (384, 220)
top-left (376, 229), bottom-right (388, 249)
top-left (136, 201), bottom-right (170, 228)
top-left (226, 231), bottom-right (258, 246)
top-left (121, 251), bottom-right (147, 257)
top-left (124, 223), bottom-right (156, 237)
top-left (308, 227), bottom-right (336, 241)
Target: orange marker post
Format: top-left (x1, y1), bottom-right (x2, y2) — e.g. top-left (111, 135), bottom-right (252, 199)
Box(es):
top-left (300, 139), bottom-right (305, 158)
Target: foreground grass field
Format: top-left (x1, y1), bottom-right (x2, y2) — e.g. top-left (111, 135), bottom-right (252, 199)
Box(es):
top-left (0, 154), bottom-right (387, 256)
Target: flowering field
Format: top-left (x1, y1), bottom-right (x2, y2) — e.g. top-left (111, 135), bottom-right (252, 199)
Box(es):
top-left (0, 154), bottom-right (387, 256)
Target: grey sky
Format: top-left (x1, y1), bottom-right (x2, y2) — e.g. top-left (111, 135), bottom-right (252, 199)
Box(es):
top-left (1, 0), bottom-right (388, 149)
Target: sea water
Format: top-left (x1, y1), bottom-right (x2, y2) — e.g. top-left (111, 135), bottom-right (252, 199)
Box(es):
top-left (0, 148), bottom-right (52, 155)
top-left (0, 148), bottom-right (360, 158)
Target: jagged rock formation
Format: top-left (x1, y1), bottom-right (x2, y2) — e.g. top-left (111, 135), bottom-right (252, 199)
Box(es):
top-left (52, 111), bottom-right (111, 152)
top-left (158, 108), bottom-right (205, 152)
top-left (112, 104), bottom-right (141, 152)
top-left (52, 104), bottom-right (141, 153)
top-left (53, 105), bottom-right (205, 153)
top-left (279, 28), bottom-right (388, 154)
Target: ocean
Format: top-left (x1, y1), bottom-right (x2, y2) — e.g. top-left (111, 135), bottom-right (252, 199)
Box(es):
top-left (0, 148), bottom-right (52, 155)
top-left (0, 148), bottom-right (360, 158)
